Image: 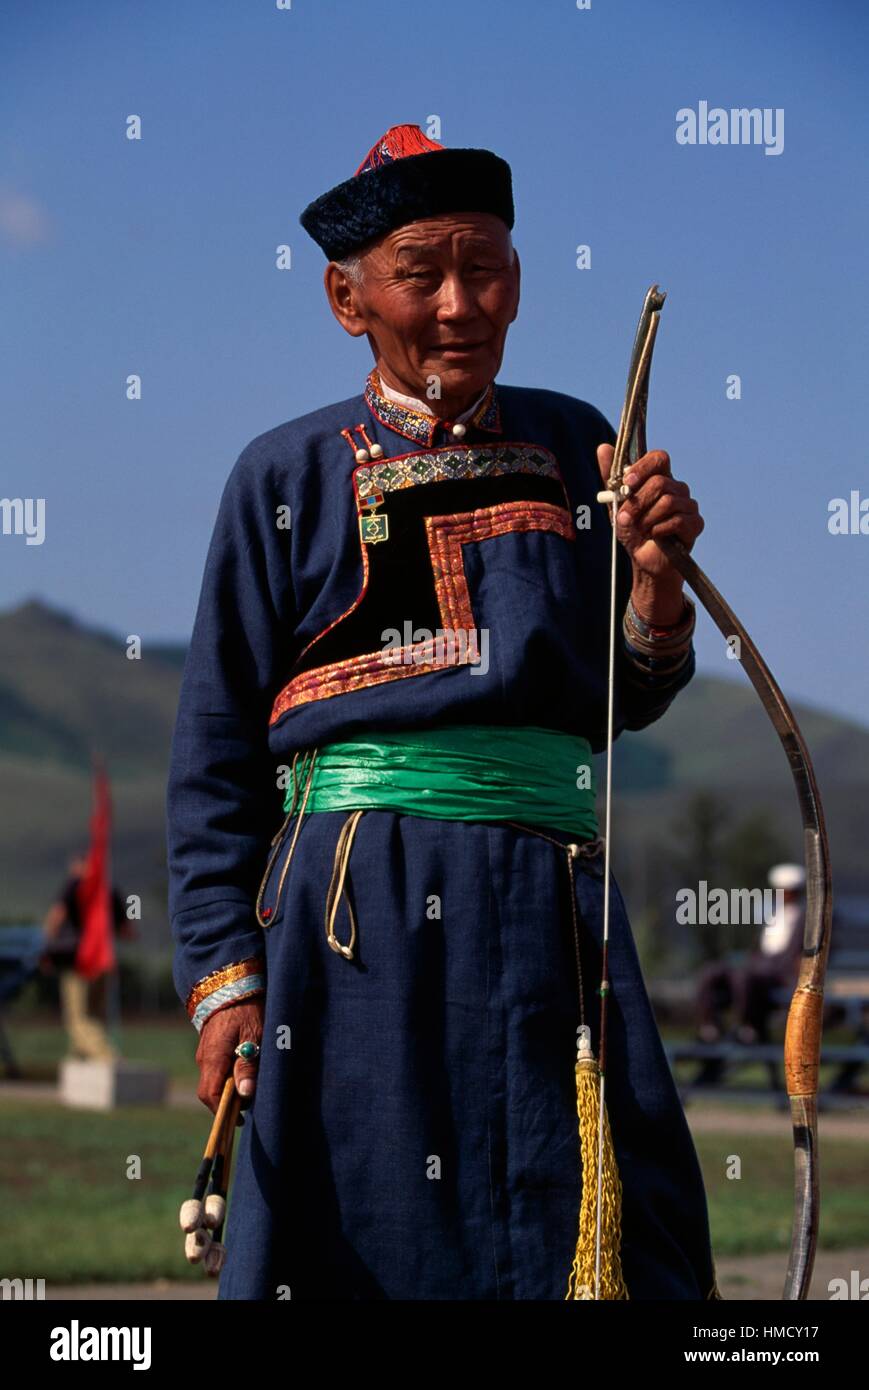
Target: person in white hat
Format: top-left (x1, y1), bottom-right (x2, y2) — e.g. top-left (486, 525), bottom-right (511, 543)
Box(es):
top-left (696, 863), bottom-right (806, 1045)
top-left (735, 863), bottom-right (806, 1043)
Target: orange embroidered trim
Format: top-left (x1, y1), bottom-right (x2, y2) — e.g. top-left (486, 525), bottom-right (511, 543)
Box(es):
top-left (426, 500), bottom-right (574, 631)
top-left (269, 499), bottom-right (574, 722)
top-left (185, 955), bottom-right (266, 1017)
top-left (271, 636), bottom-right (477, 716)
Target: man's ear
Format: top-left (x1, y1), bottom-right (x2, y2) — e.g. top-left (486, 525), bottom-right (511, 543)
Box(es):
top-left (509, 248), bottom-right (521, 323)
top-left (324, 263), bottom-right (369, 338)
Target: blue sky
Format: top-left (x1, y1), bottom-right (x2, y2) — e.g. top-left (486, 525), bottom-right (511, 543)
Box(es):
top-left (1, 0), bottom-right (867, 722)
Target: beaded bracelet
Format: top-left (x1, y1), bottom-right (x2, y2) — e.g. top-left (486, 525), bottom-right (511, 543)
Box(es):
top-left (622, 595), bottom-right (695, 677)
top-left (624, 595), bottom-right (695, 655)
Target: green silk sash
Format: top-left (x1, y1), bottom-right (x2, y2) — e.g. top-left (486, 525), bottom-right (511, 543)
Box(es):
top-left (282, 725), bottom-right (598, 840)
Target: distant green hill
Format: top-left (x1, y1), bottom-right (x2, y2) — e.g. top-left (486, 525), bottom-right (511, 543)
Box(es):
top-left (1, 598), bottom-right (867, 941)
top-left (0, 599), bottom-right (183, 941)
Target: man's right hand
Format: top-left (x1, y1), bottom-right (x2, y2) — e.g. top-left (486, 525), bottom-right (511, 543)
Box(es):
top-left (195, 998), bottom-right (264, 1115)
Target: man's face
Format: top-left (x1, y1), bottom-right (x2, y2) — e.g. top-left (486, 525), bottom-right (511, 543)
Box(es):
top-left (326, 212), bottom-right (520, 411)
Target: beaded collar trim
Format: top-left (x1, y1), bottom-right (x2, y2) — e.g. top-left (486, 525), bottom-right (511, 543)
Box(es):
top-left (354, 443), bottom-right (561, 497)
top-left (364, 369), bottom-right (501, 446)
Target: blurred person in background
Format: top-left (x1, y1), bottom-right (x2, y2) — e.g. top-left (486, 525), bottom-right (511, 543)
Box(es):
top-left (42, 853), bottom-right (134, 1061)
top-left (696, 863), bottom-right (806, 1045)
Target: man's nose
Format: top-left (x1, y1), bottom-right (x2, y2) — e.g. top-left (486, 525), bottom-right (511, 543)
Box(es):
top-left (435, 274), bottom-right (479, 319)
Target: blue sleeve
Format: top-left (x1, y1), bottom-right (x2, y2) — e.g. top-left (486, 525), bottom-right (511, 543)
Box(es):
top-left (166, 442), bottom-right (294, 1030)
top-left (617, 634), bottom-right (696, 732)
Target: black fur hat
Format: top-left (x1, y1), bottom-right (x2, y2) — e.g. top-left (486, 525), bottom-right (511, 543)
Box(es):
top-left (300, 124), bottom-right (514, 261)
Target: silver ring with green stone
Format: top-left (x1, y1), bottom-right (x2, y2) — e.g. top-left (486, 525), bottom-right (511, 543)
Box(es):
top-left (234, 1041), bottom-right (260, 1061)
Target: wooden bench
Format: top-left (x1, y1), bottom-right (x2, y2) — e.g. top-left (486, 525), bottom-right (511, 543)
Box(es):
top-left (666, 1038), bottom-right (869, 1098)
top-left (0, 925), bottom-right (45, 1078)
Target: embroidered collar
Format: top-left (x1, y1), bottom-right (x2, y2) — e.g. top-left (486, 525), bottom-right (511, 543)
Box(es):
top-left (364, 368), bottom-right (502, 446)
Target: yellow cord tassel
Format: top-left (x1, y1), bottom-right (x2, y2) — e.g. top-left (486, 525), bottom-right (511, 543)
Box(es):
top-left (565, 1027), bottom-right (629, 1300)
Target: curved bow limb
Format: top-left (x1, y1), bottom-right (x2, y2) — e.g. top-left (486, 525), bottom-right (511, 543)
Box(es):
top-left (607, 285), bottom-right (833, 1301)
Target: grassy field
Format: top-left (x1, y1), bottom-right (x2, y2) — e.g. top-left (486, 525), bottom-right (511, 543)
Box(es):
top-left (2, 1100), bottom-right (866, 1283)
top-left (0, 1099), bottom-right (205, 1283)
top-left (701, 1127), bottom-right (869, 1255)
top-left (2, 1020), bottom-right (867, 1283)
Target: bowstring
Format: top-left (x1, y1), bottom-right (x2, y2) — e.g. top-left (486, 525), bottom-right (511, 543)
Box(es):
top-left (592, 288), bottom-right (664, 1299)
top-left (595, 481), bottom-right (620, 1300)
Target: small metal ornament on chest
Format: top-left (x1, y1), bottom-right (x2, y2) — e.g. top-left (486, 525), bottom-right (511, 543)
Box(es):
top-left (358, 490), bottom-right (389, 544)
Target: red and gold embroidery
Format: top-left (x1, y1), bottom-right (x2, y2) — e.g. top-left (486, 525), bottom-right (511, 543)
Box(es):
top-left (186, 955), bottom-right (266, 1017)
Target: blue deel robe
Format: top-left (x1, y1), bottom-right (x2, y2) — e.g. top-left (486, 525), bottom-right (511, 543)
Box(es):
top-left (166, 371), bottom-right (718, 1301)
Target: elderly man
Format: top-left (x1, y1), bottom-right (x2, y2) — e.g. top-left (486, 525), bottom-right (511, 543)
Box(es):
top-left (167, 124), bottom-right (717, 1300)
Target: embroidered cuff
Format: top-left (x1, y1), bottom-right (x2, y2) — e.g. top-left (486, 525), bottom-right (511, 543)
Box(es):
top-left (186, 956), bottom-right (266, 1033)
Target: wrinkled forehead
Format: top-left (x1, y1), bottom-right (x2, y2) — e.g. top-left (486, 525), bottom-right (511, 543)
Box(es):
top-left (373, 213), bottom-right (513, 260)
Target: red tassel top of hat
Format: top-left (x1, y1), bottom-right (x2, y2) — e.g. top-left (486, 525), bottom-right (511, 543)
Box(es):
top-left (355, 124), bottom-right (445, 177)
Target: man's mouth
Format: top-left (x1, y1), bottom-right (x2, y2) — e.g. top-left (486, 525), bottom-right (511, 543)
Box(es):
top-left (432, 341), bottom-right (488, 355)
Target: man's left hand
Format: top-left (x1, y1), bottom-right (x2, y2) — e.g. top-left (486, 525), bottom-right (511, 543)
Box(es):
top-left (597, 443), bottom-right (704, 626)
top-left (596, 444), bottom-right (704, 578)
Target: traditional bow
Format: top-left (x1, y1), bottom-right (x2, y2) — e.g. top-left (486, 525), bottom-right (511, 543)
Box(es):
top-left (597, 285), bottom-right (833, 1301)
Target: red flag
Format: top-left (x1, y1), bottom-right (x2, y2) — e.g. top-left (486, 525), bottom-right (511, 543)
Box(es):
top-left (74, 758), bottom-right (116, 980)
